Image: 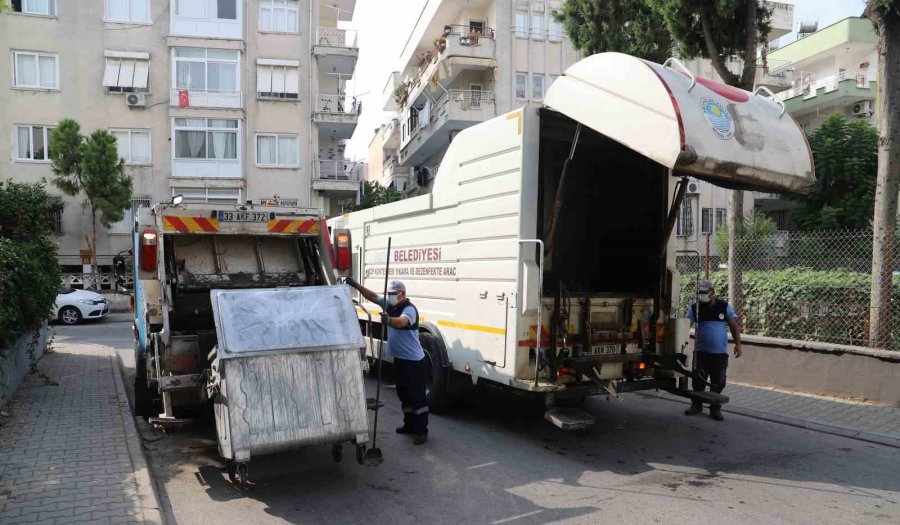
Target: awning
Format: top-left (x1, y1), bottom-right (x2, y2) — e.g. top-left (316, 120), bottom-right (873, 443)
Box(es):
top-left (544, 52), bottom-right (816, 194)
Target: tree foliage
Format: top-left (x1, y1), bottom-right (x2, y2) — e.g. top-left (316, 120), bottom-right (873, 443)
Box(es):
top-left (790, 114), bottom-right (878, 231)
top-left (0, 180), bottom-right (61, 346)
top-left (714, 210), bottom-right (775, 262)
top-left (353, 181), bottom-right (401, 211)
top-left (552, 0), bottom-right (674, 63)
top-left (50, 120), bottom-right (132, 284)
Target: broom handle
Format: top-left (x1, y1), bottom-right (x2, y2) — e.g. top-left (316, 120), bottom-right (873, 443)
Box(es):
top-left (372, 237), bottom-right (391, 449)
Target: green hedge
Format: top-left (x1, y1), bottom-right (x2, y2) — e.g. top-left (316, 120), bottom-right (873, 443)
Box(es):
top-left (679, 269), bottom-right (900, 349)
top-left (0, 180), bottom-right (61, 347)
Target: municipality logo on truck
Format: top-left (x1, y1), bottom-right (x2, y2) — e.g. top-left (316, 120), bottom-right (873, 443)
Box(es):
top-left (701, 98), bottom-right (735, 140)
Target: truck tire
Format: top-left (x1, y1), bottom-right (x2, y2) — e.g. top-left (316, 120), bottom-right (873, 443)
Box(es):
top-left (133, 344), bottom-right (155, 419)
top-left (420, 333), bottom-right (450, 412)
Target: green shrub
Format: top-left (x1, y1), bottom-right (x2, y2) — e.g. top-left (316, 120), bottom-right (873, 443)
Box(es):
top-left (0, 180), bottom-right (61, 346)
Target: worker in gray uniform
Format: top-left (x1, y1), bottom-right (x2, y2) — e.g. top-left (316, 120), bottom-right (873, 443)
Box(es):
top-left (346, 278), bottom-right (429, 444)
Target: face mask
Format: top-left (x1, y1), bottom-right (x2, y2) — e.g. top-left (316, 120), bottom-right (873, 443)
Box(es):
top-left (387, 295), bottom-right (399, 306)
top-left (699, 292), bottom-right (711, 303)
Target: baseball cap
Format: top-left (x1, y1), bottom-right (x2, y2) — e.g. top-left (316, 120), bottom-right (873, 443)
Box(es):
top-left (698, 280), bottom-right (714, 292)
top-left (386, 280), bottom-right (406, 294)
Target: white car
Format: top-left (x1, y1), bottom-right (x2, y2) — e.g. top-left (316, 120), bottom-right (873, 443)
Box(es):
top-left (54, 288), bottom-right (109, 325)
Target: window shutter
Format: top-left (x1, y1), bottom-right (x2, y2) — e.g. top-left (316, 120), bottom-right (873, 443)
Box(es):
top-left (103, 59), bottom-right (121, 87)
top-left (118, 60), bottom-right (136, 88)
top-left (272, 67), bottom-right (286, 94)
top-left (285, 67), bottom-right (299, 94)
top-left (257, 65), bottom-right (272, 93)
top-left (133, 61), bottom-right (150, 89)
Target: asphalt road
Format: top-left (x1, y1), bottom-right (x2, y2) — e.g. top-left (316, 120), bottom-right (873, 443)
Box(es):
top-left (56, 316), bottom-right (900, 525)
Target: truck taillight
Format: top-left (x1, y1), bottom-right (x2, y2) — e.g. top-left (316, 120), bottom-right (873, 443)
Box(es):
top-left (140, 229), bottom-right (158, 273)
top-left (334, 230), bottom-right (352, 271)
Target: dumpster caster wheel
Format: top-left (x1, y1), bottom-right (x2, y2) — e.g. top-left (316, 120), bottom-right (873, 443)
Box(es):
top-left (331, 443), bottom-right (343, 463)
top-left (356, 445), bottom-right (365, 465)
top-left (237, 462), bottom-right (251, 489)
top-left (226, 461), bottom-right (237, 484)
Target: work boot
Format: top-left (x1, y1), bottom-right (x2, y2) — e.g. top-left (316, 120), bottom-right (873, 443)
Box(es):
top-left (412, 433), bottom-right (428, 445)
top-left (709, 406), bottom-right (724, 421)
top-left (684, 404), bottom-right (703, 416)
top-left (396, 426), bottom-right (414, 435)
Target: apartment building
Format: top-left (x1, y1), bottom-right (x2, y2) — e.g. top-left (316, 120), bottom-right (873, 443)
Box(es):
top-left (0, 0), bottom-right (359, 283)
top-left (370, 0), bottom-right (580, 192)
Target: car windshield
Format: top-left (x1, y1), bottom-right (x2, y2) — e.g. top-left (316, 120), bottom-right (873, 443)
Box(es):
top-left (58, 288), bottom-right (75, 295)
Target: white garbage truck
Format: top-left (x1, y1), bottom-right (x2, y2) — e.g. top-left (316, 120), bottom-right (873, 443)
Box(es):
top-left (330, 52), bottom-right (815, 429)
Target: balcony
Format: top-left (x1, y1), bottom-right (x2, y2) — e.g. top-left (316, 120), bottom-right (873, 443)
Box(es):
top-left (313, 160), bottom-right (362, 197)
top-left (382, 154), bottom-right (412, 189)
top-left (381, 118), bottom-right (401, 149)
top-left (312, 94), bottom-right (360, 140)
top-left (774, 70), bottom-right (876, 117)
top-left (313, 27), bottom-right (359, 76)
top-left (398, 90), bottom-right (496, 167)
top-left (170, 88), bottom-right (242, 109)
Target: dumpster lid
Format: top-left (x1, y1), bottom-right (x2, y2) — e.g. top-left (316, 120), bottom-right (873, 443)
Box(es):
top-left (210, 286), bottom-right (365, 358)
top-left (543, 52), bottom-right (816, 194)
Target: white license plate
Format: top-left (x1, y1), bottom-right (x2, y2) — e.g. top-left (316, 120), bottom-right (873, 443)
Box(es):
top-left (589, 344), bottom-right (620, 356)
top-left (218, 211), bottom-right (268, 222)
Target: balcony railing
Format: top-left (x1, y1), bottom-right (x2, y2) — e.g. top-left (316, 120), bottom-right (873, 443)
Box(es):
top-left (441, 24), bottom-right (496, 41)
top-left (170, 88), bottom-right (242, 109)
top-left (314, 94), bottom-right (362, 115)
top-left (435, 89), bottom-right (496, 112)
top-left (316, 160), bottom-right (364, 182)
top-left (315, 27), bottom-right (358, 48)
top-left (775, 70), bottom-right (876, 101)
top-left (258, 196), bottom-right (300, 207)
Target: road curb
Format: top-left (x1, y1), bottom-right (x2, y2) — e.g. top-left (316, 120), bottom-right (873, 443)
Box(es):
top-left (651, 392), bottom-right (900, 449)
top-left (106, 345), bottom-right (166, 525)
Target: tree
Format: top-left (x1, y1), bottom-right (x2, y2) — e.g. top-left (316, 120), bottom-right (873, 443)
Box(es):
top-left (790, 114), bottom-right (878, 231)
top-left (50, 120), bottom-right (133, 289)
top-left (552, 0), bottom-right (674, 63)
top-left (353, 181), bottom-right (401, 211)
top-left (714, 210), bottom-right (775, 267)
top-left (865, 0), bottom-right (900, 347)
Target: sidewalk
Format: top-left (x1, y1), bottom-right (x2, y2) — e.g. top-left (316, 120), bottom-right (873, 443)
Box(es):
top-left (662, 382), bottom-right (900, 448)
top-left (0, 340), bottom-right (163, 524)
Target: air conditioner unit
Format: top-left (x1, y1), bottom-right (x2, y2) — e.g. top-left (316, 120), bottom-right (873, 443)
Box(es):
top-left (126, 93), bottom-right (148, 108)
top-left (686, 179), bottom-right (703, 194)
top-left (852, 100), bottom-right (874, 117)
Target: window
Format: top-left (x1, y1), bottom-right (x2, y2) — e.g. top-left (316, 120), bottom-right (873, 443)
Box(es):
top-left (173, 187), bottom-right (241, 204)
top-left (469, 20), bottom-right (485, 34)
top-left (530, 13), bottom-right (544, 40)
top-left (514, 12), bottom-right (528, 38)
top-left (256, 134), bottom-right (299, 167)
top-left (110, 129), bottom-right (151, 165)
top-left (173, 48), bottom-right (240, 93)
top-left (532, 74), bottom-right (544, 100)
top-left (174, 0), bottom-right (235, 19)
top-left (103, 54), bottom-right (150, 93)
top-left (11, 0), bottom-right (56, 16)
top-left (13, 51), bottom-right (58, 89)
top-left (106, 0), bottom-right (150, 22)
top-left (174, 118), bottom-right (239, 160)
top-left (13, 125), bottom-right (54, 162)
top-left (715, 208), bottom-right (727, 231)
top-left (549, 74), bottom-right (559, 86)
top-left (259, 0), bottom-right (299, 33)
top-left (515, 73), bottom-right (527, 99)
top-left (469, 84), bottom-right (483, 109)
top-left (109, 196), bottom-right (151, 235)
top-left (256, 62), bottom-right (299, 99)
top-left (549, 17), bottom-right (563, 42)
top-left (677, 197), bottom-right (694, 237)
top-left (701, 207), bottom-right (712, 234)
top-left (47, 196), bottom-right (63, 235)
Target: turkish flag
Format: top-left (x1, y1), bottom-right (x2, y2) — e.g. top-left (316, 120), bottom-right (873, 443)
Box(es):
top-left (178, 89), bottom-right (190, 108)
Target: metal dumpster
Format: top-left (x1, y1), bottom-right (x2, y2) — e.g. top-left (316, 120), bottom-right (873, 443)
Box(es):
top-left (207, 285), bottom-right (370, 485)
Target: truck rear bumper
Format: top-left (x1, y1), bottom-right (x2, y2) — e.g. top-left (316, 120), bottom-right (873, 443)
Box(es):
top-left (511, 376), bottom-right (677, 396)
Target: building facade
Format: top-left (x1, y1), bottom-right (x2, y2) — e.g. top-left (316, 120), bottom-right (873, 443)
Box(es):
top-left (0, 0), bottom-right (359, 283)
top-left (369, 0), bottom-right (580, 193)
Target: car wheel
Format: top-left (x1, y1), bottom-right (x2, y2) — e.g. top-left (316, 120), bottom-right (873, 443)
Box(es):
top-left (59, 306), bottom-right (82, 325)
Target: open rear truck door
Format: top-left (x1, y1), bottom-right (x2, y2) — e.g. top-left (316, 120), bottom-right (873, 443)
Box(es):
top-left (544, 52), bottom-right (815, 193)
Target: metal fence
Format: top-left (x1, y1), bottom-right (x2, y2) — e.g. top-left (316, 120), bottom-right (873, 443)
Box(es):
top-left (676, 229), bottom-right (900, 351)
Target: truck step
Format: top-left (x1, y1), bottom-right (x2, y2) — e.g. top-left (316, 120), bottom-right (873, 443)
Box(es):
top-left (666, 389), bottom-right (729, 405)
top-left (545, 408), bottom-right (595, 430)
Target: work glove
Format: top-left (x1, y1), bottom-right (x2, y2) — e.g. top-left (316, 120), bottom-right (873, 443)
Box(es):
top-left (380, 312), bottom-right (390, 326)
top-left (345, 277), bottom-right (359, 289)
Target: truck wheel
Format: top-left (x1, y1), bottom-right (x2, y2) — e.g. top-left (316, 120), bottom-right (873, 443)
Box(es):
top-left (420, 333), bottom-right (449, 412)
top-left (133, 344), bottom-right (155, 419)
